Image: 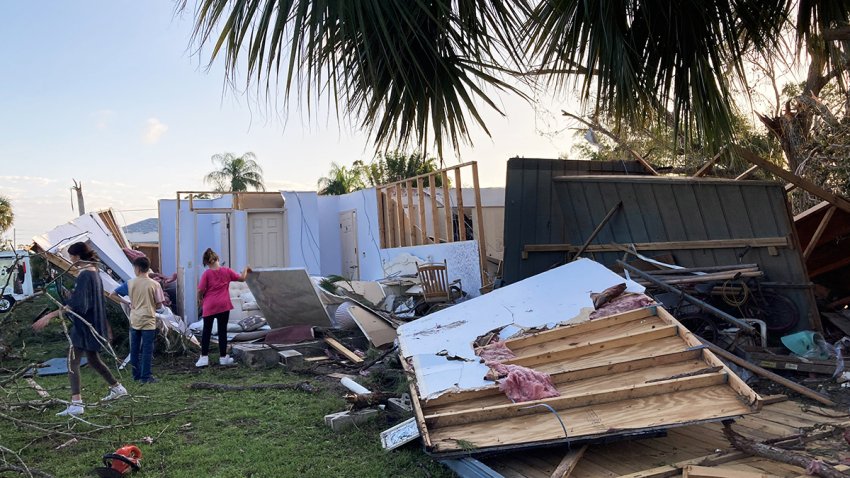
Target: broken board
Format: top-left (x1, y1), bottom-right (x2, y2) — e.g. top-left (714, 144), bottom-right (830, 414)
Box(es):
top-left (246, 268), bottom-right (331, 328)
top-left (408, 306), bottom-right (761, 456)
top-left (381, 417), bottom-right (421, 451)
top-left (346, 304), bottom-right (397, 348)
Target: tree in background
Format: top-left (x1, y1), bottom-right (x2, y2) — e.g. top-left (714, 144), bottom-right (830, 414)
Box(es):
top-left (359, 151), bottom-right (442, 186)
top-left (0, 196), bottom-right (13, 235)
top-left (204, 152), bottom-right (265, 192)
top-left (318, 163), bottom-right (365, 195)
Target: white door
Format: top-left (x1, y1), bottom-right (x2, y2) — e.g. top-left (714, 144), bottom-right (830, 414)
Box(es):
top-left (247, 212), bottom-right (285, 268)
top-left (339, 210), bottom-right (359, 280)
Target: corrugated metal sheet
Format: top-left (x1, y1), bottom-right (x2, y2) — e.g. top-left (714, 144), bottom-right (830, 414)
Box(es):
top-left (503, 158), bottom-right (817, 331)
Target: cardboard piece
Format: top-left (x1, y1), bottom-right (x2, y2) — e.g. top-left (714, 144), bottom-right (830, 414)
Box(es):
top-left (246, 268), bottom-right (331, 328)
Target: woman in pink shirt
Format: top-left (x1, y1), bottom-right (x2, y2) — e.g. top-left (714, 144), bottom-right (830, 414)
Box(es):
top-left (196, 248), bottom-right (250, 367)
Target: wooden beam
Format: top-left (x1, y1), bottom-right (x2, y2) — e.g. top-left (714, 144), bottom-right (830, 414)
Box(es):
top-left (400, 350), bottom-right (433, 448)
top-left (803, 205), bottom-right (836, 260)
top-left (417, 178), bottom-right (427, 245)
top-left (735, 165), bottom-right (760, 180)
top-left (507, 325), bottom-right (679, 367)
top-left (656, 308), bottom-right (761, 408)
top-left (406, 180), bottom-right (416, 245)
top-left (692, 148), bottom-right (726, 178)
top-left (505, 307), bottom-right (656, 351)
top-left (387, 191), bottom-right (398, 248)
top-left (523, 237), bottom-right (789, 257)
top-left (471, 162), bottom-right (488, 286)
top-left (376, 189), bottom-right (387, 248)
top-left (324, 337), bottom-right (363, 364)
top-left (395, 184), bottom-right (406, 247)
top-left (551, 445), bottom-right (588, 478)
top-left (734, 146), bottom-right (850, 214)
top-left (573, 201), bottom-right (622, 259)
top-left (423, 372), bottom-right (726, 429)
top-left (376, 162), bottom-right (474, 189)
top-left (441, 170), bottom-right (453, 242)
top-left (454, 168), bottom-right (467, 241)
top-left (423, 347), bottom-right (703, 409)
top-left (683, 465), bottom-right (773, 478)
top-left (700, 339), bottom-right (835, 407)
top-left (429, 176), bottom-right (440, 243)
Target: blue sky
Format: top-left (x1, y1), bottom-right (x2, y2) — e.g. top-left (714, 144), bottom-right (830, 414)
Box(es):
top-left (0, 2), bottom-right (579, 242)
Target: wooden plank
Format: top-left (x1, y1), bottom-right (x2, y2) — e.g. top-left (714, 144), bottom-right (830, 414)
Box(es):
top-left (429, 176), bottom-right (441, 243)
top-left (656, 308), bottom-right (761, 408)
top-left (683, 465), bottom-right (775, 478)
top-left (507, 325), bottom-right (680, 367)
top-left (523, 237), bottom-right (789, 256)
top-left (417, 178), bottom-right (428, 245)
top-left (442, 170), bottom-right (453, 242)
top-left (701, 340), bottom-right (835, 407)
top-left (736, 165), bottom-right (760, 181)
top-left (400, 351), bottom-right (433, 448)
top-left (406, 180), bottom-right (417, 245)
top-left (802, 205), bottom-right (836, 259)
top-left (427, 385), bottom-right (752, 453)
top-left (376, 189), bottom-right (387, 248)
top-left (505, 307), bottom-right (656, 351)
top-left (472, 162), bottom-right (489, 286)
top-left (424, 372), bottom-right (727, 429)
top-left (573, 202), bottom-right (623, 259)
top-left (551, 445), bottom-right (587, 478)
top-left (395, 183), bottom-right (406, 247)
top-left (387, 190), bottom-right (398, 247)
top-left (734, 146), bottom-right (850, 213)
top-left (455, 168), bottom-right (467, 241)
top-left (423, 348), bottom-right (701, 409)
top-left (693, 149), bottom-right (726, 178)
top-left (323, 337), bottom-right (363, 364)
top-left (376, 161), bottom-right (476, 189)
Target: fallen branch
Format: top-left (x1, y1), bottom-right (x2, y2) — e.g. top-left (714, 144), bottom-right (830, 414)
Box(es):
top-left (722, 420), bottom-right (846, 478)
top-left (24, 379), bottom-right (49, 399)
top-left (189, 382), bottom-right (316, 393)
top-left (345, 392), bottom-right (398, 410)
top-left (0, 464), bottom-right (55, 478)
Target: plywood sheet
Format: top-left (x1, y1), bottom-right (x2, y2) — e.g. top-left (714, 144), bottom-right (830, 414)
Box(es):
top-left (346, 304), bottom-right (397, 348)
top-left (246, 268), bottom-right (331, 328)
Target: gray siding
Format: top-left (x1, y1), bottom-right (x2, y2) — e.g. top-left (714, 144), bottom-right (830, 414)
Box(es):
top-left (503, 158), bottom-right (817, 331)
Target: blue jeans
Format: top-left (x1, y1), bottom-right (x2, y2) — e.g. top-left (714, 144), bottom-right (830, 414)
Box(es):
top-left (129, 328), bottom-right (156, 382)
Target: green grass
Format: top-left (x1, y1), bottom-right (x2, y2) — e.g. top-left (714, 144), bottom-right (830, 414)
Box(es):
top-left (0, 298), bottom-right (453, 478)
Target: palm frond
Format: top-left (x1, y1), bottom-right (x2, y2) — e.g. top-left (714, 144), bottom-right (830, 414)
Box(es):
top-left (180, 0), bottom-right (531, 156)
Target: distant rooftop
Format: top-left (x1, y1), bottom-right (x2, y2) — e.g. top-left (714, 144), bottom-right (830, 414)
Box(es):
top-left (123, 218), bottom-right (158, 235)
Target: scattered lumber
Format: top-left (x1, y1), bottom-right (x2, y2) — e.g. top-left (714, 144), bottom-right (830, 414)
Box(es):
top-left (701, 341), bottom-right (837, 407)
top-left (682, 465), bottom-right (773, 478)
top-left (188, 382), bottom-right (315, 393)
top-left (324, 337), bottom-right (364, 364)
top-left (721, 421), bottom-right (847, 478)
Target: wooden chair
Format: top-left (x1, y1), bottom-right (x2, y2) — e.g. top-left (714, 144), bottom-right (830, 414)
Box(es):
top-left (416, 260), bottom-right (462, 308)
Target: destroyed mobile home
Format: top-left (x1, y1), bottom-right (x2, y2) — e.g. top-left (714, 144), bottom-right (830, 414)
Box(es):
top-left (8, 156), bottom-right (850, 477)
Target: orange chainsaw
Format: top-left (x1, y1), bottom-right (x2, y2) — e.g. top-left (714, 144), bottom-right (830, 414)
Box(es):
top-left (93, 445), bottom-right (142, 478)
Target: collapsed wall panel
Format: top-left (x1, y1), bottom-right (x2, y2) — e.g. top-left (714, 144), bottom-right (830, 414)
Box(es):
top-left (408, 306), bottom-right (760, 456)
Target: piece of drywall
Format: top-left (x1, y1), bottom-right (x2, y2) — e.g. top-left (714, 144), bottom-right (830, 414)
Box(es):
top-left (397, 258), bottom-right (643, 399)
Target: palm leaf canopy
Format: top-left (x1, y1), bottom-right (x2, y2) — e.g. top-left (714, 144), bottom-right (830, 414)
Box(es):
top-left (0, 196), bottom-right (13, 234)
top-left (181, 0), bottom-right (850, 153)
top-left (204, 152), bottom-right (266, 192)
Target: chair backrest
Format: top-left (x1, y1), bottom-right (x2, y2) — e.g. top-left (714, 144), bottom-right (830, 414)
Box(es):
top-left (416, 260), bottom-right (451, 303)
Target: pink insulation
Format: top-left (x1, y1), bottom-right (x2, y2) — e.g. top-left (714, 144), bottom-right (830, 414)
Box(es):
top-left (475, 341), bottom-right (517, 362)
top-left (589, 293), bottom-right (654, 320)
top-left (487, 362), bottom-right (560, 402)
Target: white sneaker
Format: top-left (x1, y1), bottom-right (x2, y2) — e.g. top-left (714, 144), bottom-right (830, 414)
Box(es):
top-left (57, 401), bottom-right (84, 416)
top-left (102, 384), bottom-right (128, 401)
top-left (195, 356), bottom-right (209, 368)
top-left (219, 355), bottom-right (235, 366)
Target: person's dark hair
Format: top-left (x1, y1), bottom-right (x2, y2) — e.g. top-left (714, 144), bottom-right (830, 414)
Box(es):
top-left (67, 242), bottom-right (98, 262)
top-left (202, 248), bottom-right (219, 267)
top-left (132, 256), bottom-right (151, 273)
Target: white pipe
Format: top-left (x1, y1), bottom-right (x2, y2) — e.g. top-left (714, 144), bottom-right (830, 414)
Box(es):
top-left (341, 377), bottom-right (371, 395)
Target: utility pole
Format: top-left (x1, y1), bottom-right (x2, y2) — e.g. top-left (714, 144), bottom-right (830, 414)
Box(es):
top-left (71, 180), bottom-right (85, 216)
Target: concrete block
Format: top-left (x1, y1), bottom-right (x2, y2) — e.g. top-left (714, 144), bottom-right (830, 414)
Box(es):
top-left (323, 408), bottom-right (379, 433)
top-left (278, 349), bottom-right (305, 370)
top-left (387, 393), bottom-right (413, 414)
top-left (231, 344), bottom-right (279, 369)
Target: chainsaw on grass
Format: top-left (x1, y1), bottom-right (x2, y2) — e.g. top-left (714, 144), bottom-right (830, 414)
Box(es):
top-left (92, 445), bottom-right (142, 477)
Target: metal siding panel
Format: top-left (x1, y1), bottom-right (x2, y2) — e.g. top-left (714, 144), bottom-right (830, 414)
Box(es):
top-left (502, 158), bottom-right (525, 283)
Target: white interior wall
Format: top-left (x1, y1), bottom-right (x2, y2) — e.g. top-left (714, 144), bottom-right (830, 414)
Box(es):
top-left (158, 200), bottom-right (177, 276)
top-left (281, 191), bottom-right (322, 275)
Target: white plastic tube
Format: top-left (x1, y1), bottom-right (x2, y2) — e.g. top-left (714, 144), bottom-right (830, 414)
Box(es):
top-left (341, 377), bottom-right (371, 395)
